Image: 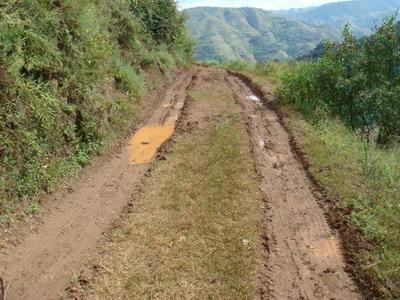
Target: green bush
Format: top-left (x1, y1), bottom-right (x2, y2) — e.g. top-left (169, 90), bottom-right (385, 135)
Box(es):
top-left (278, 15), bottom-right (400, 146)
top-left (277, 14), bottom-right (400, 296)
top-left (132, 0), bottom-right (187, 46)
top-left (113, 56), bottom-right (144, 97)
top-left (0, 0), bottom-right (193, 216)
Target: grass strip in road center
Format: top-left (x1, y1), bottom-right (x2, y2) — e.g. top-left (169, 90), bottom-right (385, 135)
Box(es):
top-left (79, 73), bottom-right (264, 299)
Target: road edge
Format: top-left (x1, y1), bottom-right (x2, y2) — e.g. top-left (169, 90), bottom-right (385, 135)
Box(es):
top-left (227, 70), bottom-right (381, 300)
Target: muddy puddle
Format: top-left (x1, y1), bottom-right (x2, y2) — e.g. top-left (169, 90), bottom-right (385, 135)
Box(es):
top-left (129, 124), bottom-right (175, 164)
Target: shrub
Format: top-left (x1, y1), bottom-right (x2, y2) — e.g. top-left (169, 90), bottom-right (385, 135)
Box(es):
top-left (113, 57), bottom-right (144, 97)
top-left (276, 15), bottom-right (400, 296)
top-left (0, 0), bottom-right (193, 215)
top-left (277, 15), bottom-right (400, 146)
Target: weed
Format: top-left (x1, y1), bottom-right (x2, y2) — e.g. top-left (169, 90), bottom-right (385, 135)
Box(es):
top-left (81, 73), bottom-right (263, 299)
top-left (28, 202), bottom-right (40, 214)
top-left (0, 0), bottom-right (193, 218)
top-left (281, 107), bottom-right (400, 297)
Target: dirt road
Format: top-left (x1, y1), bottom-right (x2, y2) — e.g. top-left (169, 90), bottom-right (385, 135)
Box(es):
top-left (0, 67), bottom-right (362, 299)
top-left (226, 72), bottom-right (360, 299)
top-left (0, 72), bottom-right (195, 299)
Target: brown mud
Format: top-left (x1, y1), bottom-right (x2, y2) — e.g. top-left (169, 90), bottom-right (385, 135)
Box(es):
top-left (0, 72), bottom-right (195, 300)
top-left (230, 70), bottom-right (379, 299)
top-left (225, 72), bottom-right (362, 299)
top-left (0, 67), bottom-right (365, 299)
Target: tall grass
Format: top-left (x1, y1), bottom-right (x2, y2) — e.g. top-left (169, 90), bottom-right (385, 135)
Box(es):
top-left (214, 60), bottom-right (293, 84)
top-left (0, 0), bottom-right (193, 219)
top-left (275, 15), bottom-right (400, 297)
top-left (280, 109), bottom-right (400, 297)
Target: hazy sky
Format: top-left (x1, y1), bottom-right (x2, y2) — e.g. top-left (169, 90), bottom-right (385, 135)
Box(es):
top-left (178, 0), bottom-right (349, 10)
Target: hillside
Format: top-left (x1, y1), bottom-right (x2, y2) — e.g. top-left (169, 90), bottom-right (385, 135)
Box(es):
top-left (0, 0), bottom-right (192, 215)
top-left (185, 7), bottom-right (338, 62)
top-left (277, 0), bottom-right (400, 35)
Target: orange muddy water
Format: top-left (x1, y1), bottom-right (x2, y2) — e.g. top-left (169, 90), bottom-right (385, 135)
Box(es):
top-left (129, 124), bottom-right (175, 164)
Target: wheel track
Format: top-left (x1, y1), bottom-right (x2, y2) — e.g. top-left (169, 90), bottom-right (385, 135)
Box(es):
top-left (0, 71), bottom-right (195, 300)
top-left (225, 72), bottom-right (361, 300)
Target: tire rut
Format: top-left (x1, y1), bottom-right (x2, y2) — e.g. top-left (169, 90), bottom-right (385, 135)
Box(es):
top-left (0, 72), bottom-right (195, 300)
top-left (225, 72), bottom-right (362, 300)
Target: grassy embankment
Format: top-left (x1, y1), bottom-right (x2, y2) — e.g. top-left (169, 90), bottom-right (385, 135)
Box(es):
top-left (0, 0), bottom-right (193, 223)
top-left (277, 107), bottom-right (400, 297)
top-left (76, 71), bottom-right (264, 298)
top-left (226, 42), bottom-right (400, 297)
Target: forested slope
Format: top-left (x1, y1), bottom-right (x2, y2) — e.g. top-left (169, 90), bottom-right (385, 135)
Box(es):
top-left (278, 0), bottom-right (400, 35)
top-left (185, 7), bottom-right (337, 62)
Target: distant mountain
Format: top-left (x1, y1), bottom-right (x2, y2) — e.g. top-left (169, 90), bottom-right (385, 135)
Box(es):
top-left (185, 7), bottom-right (338, 62)
top-left (277, 0), bottom-right (400, 35)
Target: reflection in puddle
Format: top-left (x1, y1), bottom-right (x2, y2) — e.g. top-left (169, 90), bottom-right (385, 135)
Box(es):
top-left (129, 124), bottom-right (175, 164)
top-left (247, 95), bottom-right (260, 102)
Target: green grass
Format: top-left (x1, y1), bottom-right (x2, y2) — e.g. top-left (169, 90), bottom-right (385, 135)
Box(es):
top-left (280, 109), bottom-right (400, 296)
top-left (203, 60), bottom-right (293, 85)
top-left (79, 73), bottom-right (264, 299)
top-left (0, 0), bottom-right (193, 222)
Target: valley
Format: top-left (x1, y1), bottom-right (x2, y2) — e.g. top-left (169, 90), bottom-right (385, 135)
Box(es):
top-left (185, 7), bottom-right (337, 62)
top-left (185, 0), bottom-right (400, 62)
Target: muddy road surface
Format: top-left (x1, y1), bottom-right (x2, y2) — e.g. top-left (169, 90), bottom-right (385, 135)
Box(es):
top-left (0, 67), bottom-right (362, 299)
top-left (0, 72), bottom-right (195, 299)
top-left (226, 73), bottom-right (361, 299)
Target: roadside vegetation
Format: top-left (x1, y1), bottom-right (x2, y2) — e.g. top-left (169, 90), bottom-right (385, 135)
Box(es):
top-left (279, 16), bottom-right (400, 146)
top-left (221, 15), bottom-right (400, 297)
top-left (77, 73), bottom-right (264, 299)
top-left (275, 16), bottom-right (400, 297)
top-left (0, 0), bottom-right (193, 222)
top-left (279, 108), bottom-right (400, 297)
